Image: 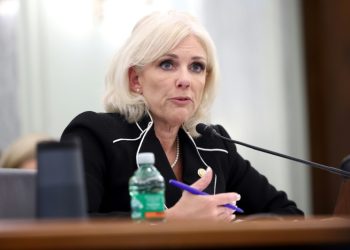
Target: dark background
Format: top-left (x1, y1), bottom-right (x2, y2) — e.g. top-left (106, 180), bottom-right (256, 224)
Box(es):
top-left (302, 0), bottom-right (350, 214)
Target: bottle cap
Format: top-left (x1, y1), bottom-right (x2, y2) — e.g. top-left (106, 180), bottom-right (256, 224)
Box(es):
top-left (137, 152), bottom-right (155, 164)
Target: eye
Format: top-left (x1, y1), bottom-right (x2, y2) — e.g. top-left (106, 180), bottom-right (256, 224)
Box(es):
top-left (159, 60), bottom-right (174, 70)
top-left (190, 62), bottom-right (206, 73)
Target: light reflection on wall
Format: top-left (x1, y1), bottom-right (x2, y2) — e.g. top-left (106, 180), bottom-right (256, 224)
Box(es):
top-left (0, 0), bottom-right (19, 16)
top-left (41, 0), bottom-right (94, 38)
top-left (98, 0), bottom-right (202, 50)
top-left (38, 0), bottom-right (202, 52)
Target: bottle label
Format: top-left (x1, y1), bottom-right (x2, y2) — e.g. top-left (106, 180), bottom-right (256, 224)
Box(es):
top-left (131, 193), bottom-right (165, 220)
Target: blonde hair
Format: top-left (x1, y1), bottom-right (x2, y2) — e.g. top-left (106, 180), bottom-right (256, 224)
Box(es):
top-left (103, 11), bottom-right (219, 136)
top-left (0, 133), bottom-right (52, 169)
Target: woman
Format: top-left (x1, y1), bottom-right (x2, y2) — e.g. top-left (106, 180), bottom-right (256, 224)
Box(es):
top-left (61, 11), bottom-right (303, 221)
top-left (0, 133), bottom-right (53, 170)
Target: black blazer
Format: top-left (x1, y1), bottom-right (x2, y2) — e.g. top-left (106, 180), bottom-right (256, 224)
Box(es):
top-left (61, 111), bottom-right (303, 216)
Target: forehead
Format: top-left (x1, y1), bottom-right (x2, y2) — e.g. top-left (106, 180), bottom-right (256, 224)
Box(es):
top-left (167, 35), bottom-right (207, 59)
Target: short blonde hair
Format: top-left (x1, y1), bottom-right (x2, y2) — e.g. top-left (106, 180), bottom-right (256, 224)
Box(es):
top-left (104, 11), bottom-right (219, 136)
top-left (0, 133), bottom-right (52, 169)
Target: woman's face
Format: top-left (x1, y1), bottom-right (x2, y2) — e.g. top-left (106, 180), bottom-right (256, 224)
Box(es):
top-left (130, 35), bottom-right (207, 128)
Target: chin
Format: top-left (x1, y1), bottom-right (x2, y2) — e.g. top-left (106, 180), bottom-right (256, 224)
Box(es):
top-left (169, 114), bottom-right (191, 126)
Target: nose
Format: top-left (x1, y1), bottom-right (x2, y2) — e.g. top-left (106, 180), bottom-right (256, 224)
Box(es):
top-left (175, 68), bottom-right (191, 89)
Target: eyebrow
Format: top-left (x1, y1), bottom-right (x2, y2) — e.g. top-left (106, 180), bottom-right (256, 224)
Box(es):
top-left (162, 53), bottom-right (207, 62)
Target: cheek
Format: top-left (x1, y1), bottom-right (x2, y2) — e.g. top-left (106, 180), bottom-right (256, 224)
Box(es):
top-left (140, 77), bottom-right (168, 105)
top-left (194, 81), bottom-right (206, 110)
top-left (140, 72), bottom-right (168, 91)
top-left (195, 79), bottom-right (206, 99)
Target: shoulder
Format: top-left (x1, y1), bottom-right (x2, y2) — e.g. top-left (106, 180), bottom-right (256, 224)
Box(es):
top-left (69, 111), bottom-right (126, 124)
top-left (65, 111), bottom-right (128, 129)
top-left (61, 111), bottom-right (133, 140)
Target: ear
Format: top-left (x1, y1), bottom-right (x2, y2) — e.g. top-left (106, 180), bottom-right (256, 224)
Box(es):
top-left (128, 67), bottom-right (142, 94)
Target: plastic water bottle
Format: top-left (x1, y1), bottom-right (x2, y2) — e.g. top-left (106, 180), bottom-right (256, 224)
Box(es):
top-left (129, 152), bottom-right (165, 221)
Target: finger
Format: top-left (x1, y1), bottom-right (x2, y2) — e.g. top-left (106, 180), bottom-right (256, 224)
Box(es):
top-left (228, 213), bottom-right (236, 222)
top-left (217, 208), bottom-right (236, 222)
top-left (217, 207), bottom-right (233, 216)
top-left (190, 167), bottom-right (213, 191)
top-left (211, 192), bottom-right (241, 206)
top-left (220, 213), bottom-right (236, 223)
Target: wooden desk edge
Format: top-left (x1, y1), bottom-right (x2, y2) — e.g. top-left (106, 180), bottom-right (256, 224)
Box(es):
top-left (0, 216), bottom-right (349, 249)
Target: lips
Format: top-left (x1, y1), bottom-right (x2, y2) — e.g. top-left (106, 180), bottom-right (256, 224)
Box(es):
top-left (174, 97), bottom-right (191, 101)
top-left (171, 96), bottom-right (192, 104)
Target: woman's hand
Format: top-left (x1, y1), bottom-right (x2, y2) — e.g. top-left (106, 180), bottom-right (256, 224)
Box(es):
top-left (165, 167), bottom-right (241, 222)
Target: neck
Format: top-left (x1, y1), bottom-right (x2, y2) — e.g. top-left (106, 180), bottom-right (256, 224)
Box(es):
top-left (153, 128), bottom-right (180, 170)
top-left (153, 125), bottom-right (180, 153)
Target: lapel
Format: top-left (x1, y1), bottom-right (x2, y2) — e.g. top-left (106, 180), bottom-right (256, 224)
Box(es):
top-left (113, 114), bottom-right (224, 209)
top-left (137, 121), bottom-right (217, 208)
top-left (137, 126), bottom-right (181, 208)
top-left (180, 130), bottom-right (216, 195)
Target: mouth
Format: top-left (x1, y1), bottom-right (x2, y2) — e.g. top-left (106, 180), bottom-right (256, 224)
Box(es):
top-left (174, 97), bottom-right (191, 101)
top-left (171, 96), bottom-right (193, 104)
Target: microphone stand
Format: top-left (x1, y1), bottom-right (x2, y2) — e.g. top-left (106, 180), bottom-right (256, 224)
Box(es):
top-left (197, 123), bottom-right (350, 215)
top-left (205, 126), bottom-right (350, 178)
top-left (334, 155), bottom-right (350, 216)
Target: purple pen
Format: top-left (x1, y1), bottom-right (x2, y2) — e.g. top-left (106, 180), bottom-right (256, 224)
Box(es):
top-left (169, 179), bottom-right (244, 213)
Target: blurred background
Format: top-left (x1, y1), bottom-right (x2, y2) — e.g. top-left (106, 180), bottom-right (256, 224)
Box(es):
top-left (1, 0), bottom-right (349, 216)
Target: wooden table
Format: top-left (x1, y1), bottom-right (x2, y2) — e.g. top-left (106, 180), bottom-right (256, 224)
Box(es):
top-left (0, 216), bottom-right (349, 249)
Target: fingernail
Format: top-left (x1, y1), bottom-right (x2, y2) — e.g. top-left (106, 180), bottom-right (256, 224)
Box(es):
top-left (197, 168), bottom-right (206, 177)
top-left (236, 194), bottom-right (241, 201)
top-left (206, 167), bottom-right (212, 172)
